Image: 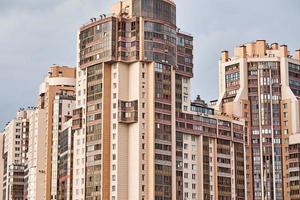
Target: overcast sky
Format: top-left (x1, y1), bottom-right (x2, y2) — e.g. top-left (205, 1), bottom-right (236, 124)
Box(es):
top-left (0, 0), bottom-right (300, 128)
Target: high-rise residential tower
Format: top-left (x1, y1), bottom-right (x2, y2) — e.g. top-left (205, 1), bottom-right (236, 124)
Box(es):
top-left (1, 108), bottom-right (35, 200)
top-left (26, 108), bottom-right (47, 200)
top-left (51, 94), bottom-right (75, 199)
top-left (37, 66), bottom-right (76, 200)
top-left (0, 66), bottom-right (76, 200)
top-left (57, 119), bottom-right (74, 200)
top-left (215, 40), bottom-right (300, 200)
top-left (176, 96), bottom-right (246, 200)
top-left (75, 0), bottom-right (246, 200)
top-left (77, 1), bottom-right (181, 199)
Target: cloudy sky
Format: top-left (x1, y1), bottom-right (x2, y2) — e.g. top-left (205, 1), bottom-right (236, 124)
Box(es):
top-left (0, 0), bottom-right (300, 128)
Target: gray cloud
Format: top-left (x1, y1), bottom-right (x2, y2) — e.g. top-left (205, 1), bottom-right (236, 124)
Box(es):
top-left (1, 0), bottom-right (300, 128)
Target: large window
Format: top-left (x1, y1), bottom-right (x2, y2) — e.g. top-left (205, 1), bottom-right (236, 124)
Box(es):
top-left (141, 0), bottom-right (176, 25)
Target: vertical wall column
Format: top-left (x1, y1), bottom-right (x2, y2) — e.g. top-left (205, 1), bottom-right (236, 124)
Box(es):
top-left (102, 63), bottom-right (111, 200)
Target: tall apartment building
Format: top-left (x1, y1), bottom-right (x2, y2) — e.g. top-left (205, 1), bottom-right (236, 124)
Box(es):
top-left (176, 96), bottom-right (246, 200)
top-left (26, 108), bottom-right (47, 200)
top-left (37, 65), bottom-right (76, 200)
top-left (288, 134), bottom-right (300, 200)
top-left (57, 119), bottom-right (74, 200)
top-left (0, 66), bottom-right (76, 200)
top-left (72, 36), bottom-right (87, 200)
top-left (51, 95), bottom-right (75, 199)
top-left (75, 0), bottom-right (246, 200)
top-left (215, 40), bottom-right (300, 199)
top-left (1, 108), bottom-right (35, 200)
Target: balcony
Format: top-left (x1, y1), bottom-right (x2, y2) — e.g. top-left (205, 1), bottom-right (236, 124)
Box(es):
top-left (72, 108), bottom-right (83, 130)
top-left (118, 100), bottom-right (138, 124)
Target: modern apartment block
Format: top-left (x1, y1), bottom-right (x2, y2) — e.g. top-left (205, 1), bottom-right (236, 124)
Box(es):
top-left (0, 108), bottom-right (35, 200)
top-left (37, 65), bottom-right (76, 200)
top-left (74, 0), bottom-right (246, 200)
top-left (26, 108), bottom-right (47, 200)
top-left (51, 95), bottom-right (75, 199)
top-left (0, 66), bottom-right (76, 200)
top-left (176, 97), bottom-right (246, 200)
top-left (57, 119), bottom-right (74, 200)
top-left (215, 40), bottom-right (300, 199)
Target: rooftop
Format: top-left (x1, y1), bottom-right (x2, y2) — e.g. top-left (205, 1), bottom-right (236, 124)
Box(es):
top-left (221, 40), bottom-right (300, 62)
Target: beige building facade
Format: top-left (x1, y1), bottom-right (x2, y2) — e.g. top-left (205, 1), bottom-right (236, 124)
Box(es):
top-left (51, 95), bottom-right (75, 199)
top-left (0, 109), bottom-right (34, 200)
top-left (74, 0), bottom-right (247, 200)
top-left (215, 40), bottom-right (300, 200)
top-left (57, 119), bottom-right (74, 200)
top-left (176, 97), bottom-right (246, 200)
top-left (26, 109), bottom-right (47, 200)
top-left (72, 37), bottom-right (87, 200)
top-left (37, 66), bottom-right (76, 200)
top-left (0, 66), bottom-right (76, 200)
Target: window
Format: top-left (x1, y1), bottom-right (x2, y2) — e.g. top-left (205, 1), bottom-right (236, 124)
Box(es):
top-left (184, 173), bottom-right (188, 178)
top-left (184, 153), bottom-right (188, 159)
top-left (192, 155), bottom-right (196, 160)
top-left (184, 96), bottom-right (188, 102)
top-left (184, 183), bottom-right (189, 188)
top-left (192, 174), bottom-right (196, 180)
top-left (184, 163), bottom-right (188, 169)
top-left (184, 144), bottom-right (188, 149)
top-left (191, 135), bottom-right (196, 141)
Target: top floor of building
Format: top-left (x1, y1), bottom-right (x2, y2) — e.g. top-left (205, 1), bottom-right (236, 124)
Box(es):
top-left (177, 96), bottom-right (245, 143)
top-left (221, 40), bottom-right (300, 63)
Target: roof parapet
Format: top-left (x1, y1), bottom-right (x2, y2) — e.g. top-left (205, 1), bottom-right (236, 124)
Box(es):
top-left (280, 45), bottom-right (288, 58)
top-left (221, 51), bottom-right (229, 62)
top-left (295, 49), bottom-right (300, 61)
